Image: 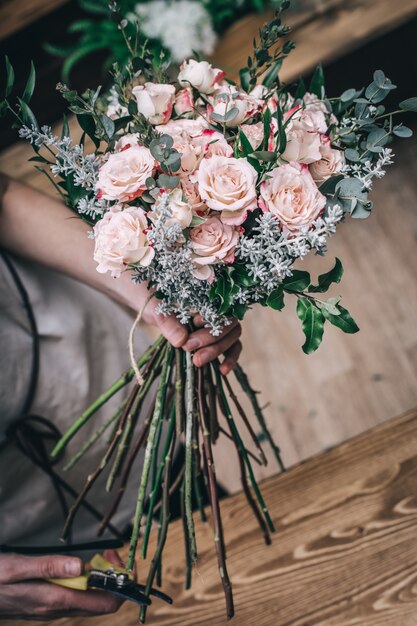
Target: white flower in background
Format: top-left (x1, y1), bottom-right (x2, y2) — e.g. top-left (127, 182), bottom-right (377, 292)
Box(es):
top-left (134, 0), bottom-right (217, 62)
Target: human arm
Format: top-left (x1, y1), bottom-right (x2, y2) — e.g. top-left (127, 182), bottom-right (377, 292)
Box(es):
top-left (0, 176), bottom-right (241, 373)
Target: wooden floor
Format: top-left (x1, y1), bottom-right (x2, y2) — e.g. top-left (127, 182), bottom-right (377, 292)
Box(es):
top-left (6, 409), bottom-right (417, 626)
top-left (0, 3), bottom-right (417, 493)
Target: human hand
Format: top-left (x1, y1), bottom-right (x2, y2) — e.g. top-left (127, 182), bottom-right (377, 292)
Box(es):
top-left (0, 551), bottom-right (123, 620)
top-left (143, 299), bottom-right (242, 375)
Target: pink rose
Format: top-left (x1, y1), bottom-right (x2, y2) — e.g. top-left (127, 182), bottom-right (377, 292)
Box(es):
top-left (178, 59), bottom-right (224, 94)
top-left (97, 145), bottom-right (155, 202)
top-left (132, 82), bottom-right (175, 125)
top-left (174, 88), bottom-right (194, 116)
top-left (149, 189), bottom-right (193, 229)
top-left (181, 179), bottom-right (208, 214)
top-left (197, 155), bottom-right (258, 225)
top-left (309, 136), bottom-right (345, 185)
top-left (156, 117), bottom-right (208, 139)
top-left (279, 104), bottom-right (328, 164)
top-left (114, 133), bottom-right (140, 151)
top-left (172, 134), bottom-right (207, 179)
top-left (259, 162), bottom-right (326, 234)
top-left (208, 87), bottom-right (258, 128)
top-left (241, 122), bottom-right (264, 150)
top-left (190, 215), bottom-right (240, 281)
top-left (202, 129), bottom-right (233, 158)
top-left (93, 205), bottom-right (154, 277)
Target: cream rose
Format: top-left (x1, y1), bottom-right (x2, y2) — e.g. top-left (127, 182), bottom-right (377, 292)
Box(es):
top-left (259, 162), bottom-right (326, 233)
top-left (114, 133), bottom-right (140, 151)
top-left (97, 145), bottom-right (155, 202)
top-left (174, 88), bottom-right (194, 116)
top-left (181, 179), bottom-right (208, 214)
top-left (310, 137), bottom-right (345, 185)
top-left (132, 82), bottom-right (175, 125)
top-left (190, 215), bottom-right (240, 281)
top-left (149, 189), bottom-right (193, 229)
top-left (241, 122), bottom-right (264, 150)
top-left (173, 134), bottom-right (207, 178)
top-left (202, 129), bottom-right (233, 158)
top-left (280, 104), bottom-right (327, 164)
top-left (178, 59), bottom-right (224, 94)
top-left (156, 117), bottom-right (208, 139)
top-left (197, 155), bottom-right (258, 225)
top-left (93, 205), bottom-right (154, 277)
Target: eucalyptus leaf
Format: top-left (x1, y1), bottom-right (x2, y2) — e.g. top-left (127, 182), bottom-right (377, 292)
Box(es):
top-left (344, 148), bottom-right (360, 162)
top-left (399, 97), bottom-right (417, 113)
top-left (393, 125), bottom-right (413, 138)
top-left (157, 173), bottom-right (180, 189)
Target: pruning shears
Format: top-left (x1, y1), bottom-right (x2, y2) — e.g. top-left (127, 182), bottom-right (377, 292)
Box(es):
top-left (49, 552), bottom-right (172, 606)
top-left (1, 540), bottom-right (172, 608)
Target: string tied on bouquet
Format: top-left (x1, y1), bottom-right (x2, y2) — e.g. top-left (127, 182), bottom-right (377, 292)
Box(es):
top-left (128, 292), bottom-right (155, 386)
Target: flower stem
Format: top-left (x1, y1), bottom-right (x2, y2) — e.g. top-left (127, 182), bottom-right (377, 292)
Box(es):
top-left (213, 362), bottom-right (275, 534)
top-left (185, 351), bottom-right (198, 564)
top-left (127, 345), bottom-right (173, 572)
top-left (139, 431), bottom-right (175, 623)
top-left (175, 349), bottom-right (185, 436)
top-left (234, 363), bottom-right (285, 472)
top-left (197, 367), bottom-right (234, 619)
top-left (51, 337), bottom-right (165, 458)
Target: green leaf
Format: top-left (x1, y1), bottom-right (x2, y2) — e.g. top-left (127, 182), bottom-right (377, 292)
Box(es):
top-left (5, 56), bottom-right (14, 97)
top-left (318, 174), bottom-right (344, 194)
top-left (262, 58), bottom-right (283, 89)
top-left (0, 100), bottom-right (7, 118)
top-left (100, 114), bottom-right (115, 140)
top-left (61, 114), bottom-right (70, 139)
top-left (157, 173), bottom-right (180, 189)
top-left (231, 302), bottom-right (248, 320)
top-left (250, 150), bottom-right (276, 161)
top-left (344, 148), bottom-right (360, 162)
top-left (309, 64), bottom-right (325, 99)
top-left (238, 128), bottom-right (254, 157)
top-left (17, 97), bottom-right (39, 130)
top-left (296, 297), bottom-right (325, 354)
top-left (294, 78), bottom-right (306, 101)
top-left (21, 61), bottom-right (36, 104)
top-left (232, 264), bottom-right (257, 287)
top-left (282, 270), bottom-right (311, 292)
top-left (309, 258), bottom-right (343, 293)
top-left (366, 128), bottom-right (389, 152)
top-left (322, 304), bottom-right (359, 334)
top-left (393, 125), bottom-right (413, 138)
top-left (266, 287), bottom-right (285, 310)
top-left (239, 67), bottom-right (251, 92)
top-left (77, 114), bottom-right (99, 148)
top-left (399, 97), bottom-right (417, 113)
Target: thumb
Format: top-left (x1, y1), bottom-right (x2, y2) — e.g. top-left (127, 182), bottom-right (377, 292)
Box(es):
top-left (7, 554), bottom-right (83, 583)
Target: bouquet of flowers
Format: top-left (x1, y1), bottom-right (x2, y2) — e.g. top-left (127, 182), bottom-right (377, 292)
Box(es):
top-left (2, 2), bottom-right (416, 620)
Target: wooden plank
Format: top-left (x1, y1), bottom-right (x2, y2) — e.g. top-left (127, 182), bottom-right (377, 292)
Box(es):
top-left (212, 0), bottom-right (417, 82)
top-left (4, 409), bottom-right (417, 625)
top-left (0, 0), bottom-right (70, 41)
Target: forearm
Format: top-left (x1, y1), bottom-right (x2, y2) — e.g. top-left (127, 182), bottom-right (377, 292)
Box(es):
top-left (0, 177), bottom-right (144, 311)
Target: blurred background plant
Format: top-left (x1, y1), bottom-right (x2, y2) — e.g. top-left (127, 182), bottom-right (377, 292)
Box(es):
top-left (45, 0), bottom-right (305, 81)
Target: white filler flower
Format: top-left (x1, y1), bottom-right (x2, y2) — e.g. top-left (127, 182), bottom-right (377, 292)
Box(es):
top-left (134, 0), bottom-right (217, 61)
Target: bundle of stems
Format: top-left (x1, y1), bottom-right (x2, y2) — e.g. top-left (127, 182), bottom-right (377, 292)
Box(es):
top-left (51, 334), bottom-right (285, 621)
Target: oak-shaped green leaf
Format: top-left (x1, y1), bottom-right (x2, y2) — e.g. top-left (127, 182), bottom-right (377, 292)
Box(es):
top-left (309, 258), bottom-right (343, 293)
top-left (296, 297), bottom-right (325, 354)
top-left (322, 304), bottom-right (359, 334)
top-left (282, 270), bottom-right (311, 292)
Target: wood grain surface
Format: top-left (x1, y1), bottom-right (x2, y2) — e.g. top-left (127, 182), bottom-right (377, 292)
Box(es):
top-left (3, 409), bottom-right (417, 626)
top-left (0, 0), bottom-right (70, 41)
top-left (212, 0), bottom-right (417, 83)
